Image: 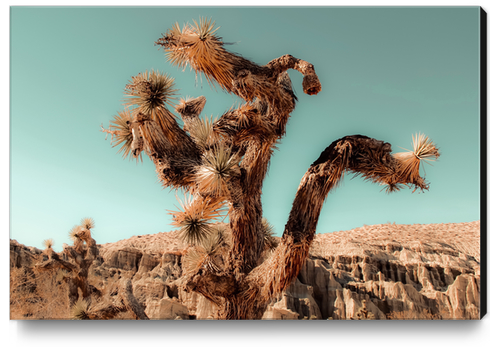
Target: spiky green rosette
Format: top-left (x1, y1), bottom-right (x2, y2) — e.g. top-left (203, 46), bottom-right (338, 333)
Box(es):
top-left (124, 70), bottom-right (177, 114)
top-left (196, 143), bottom-right (240, 196)
top-left (169, 195), bottom-right (226, 245)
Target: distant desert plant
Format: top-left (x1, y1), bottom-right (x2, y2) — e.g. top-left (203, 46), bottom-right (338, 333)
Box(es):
top-left (30, 217), bottom-right (149, 320)
top-left (10, 262), bottom-right (136, 320)
top-left (10, 266), bottom-right (69, 319)
top-left (36, 217), bottom-right (100, 307)
top-left (99, 17), bottom-right (439, 319)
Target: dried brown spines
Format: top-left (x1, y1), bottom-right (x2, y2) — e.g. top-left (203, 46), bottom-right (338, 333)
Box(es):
top-left (124, 70), bottom-right (177, 114)
top-left (35, 218), bottom-right (100, 310)
top-left (101, 109), bottom-right (135, 160)
top-left (393, 133), bottom-right (440, 190)
top-left (175, 96), bottom-right (207, 133)
top-left (42, 238), bottom-right (54, 250)
top-left (170, 195), bottom-right (227, 245)
top-left (156, 18), bottom-right (237, 92)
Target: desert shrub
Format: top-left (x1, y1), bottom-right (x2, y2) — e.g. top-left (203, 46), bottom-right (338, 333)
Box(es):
top-left (10, 267), bottom-right (70, 319)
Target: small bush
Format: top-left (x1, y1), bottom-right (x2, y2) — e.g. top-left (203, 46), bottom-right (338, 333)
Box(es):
top-left (10, 267), bottom-right (70, 319)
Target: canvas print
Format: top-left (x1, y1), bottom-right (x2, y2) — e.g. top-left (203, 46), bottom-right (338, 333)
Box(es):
top-left (10, 6), bottom-right (483, 320)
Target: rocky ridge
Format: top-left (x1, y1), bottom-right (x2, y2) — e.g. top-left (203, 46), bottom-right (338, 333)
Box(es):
top-left (10, 221), bottom-right (481, 320)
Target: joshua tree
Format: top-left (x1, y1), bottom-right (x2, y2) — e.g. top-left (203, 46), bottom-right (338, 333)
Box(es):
top-left (36, 217), bottom-right (100, 306)
top-left (102, 18), bottom-right (439, 319)
top-left (36, 218), bottom-right (149, 320)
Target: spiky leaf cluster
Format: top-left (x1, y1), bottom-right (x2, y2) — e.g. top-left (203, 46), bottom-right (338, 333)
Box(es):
top-left (103, 70), bottom-right (179, 162)
top-left (42, 238), bottom-right (54, 249)
top-left (124, 70), bottom-right (177, 114)
top-left (261, 218), bottom-right (278, 250)
top-left (71, 299), bottom-right (90, 320)
top-left (183, 224), bottom-right (230, 274)
top-left (170, 196), bottom-right (226, 245)
top-left (189, 116), bottom-right (217, 149)
top-left (106, 109), bottom-right (135, 160)
top-left (80, 217), bottom-right (95, 231)
top-left (197, 143), bottom-right (240, 196)
top-left (68, 217), bottom-right (95, 250)
top-left (393, 133), bottom-right (439, 185)
top-left (175, 96), bottom-right (207, 118)
top-left (69, 225), bottom-right (83, 243)
top-left (156, 17), bottom-right (235, 90)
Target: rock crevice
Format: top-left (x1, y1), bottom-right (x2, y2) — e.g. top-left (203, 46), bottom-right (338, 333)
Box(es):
top-left (10, 221), bottom-right (480, 320)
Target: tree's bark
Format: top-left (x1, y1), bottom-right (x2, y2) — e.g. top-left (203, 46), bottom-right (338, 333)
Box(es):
top-left (214, 135), bottom-right (432, 319)
top-left (227, 193), bottom-right (264, 275)
top-left (164, 52), bottom-right (324, 315)
top-left (212, 57), bottom-right (319, 276)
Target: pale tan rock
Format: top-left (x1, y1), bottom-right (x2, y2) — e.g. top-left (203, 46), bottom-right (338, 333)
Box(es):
top-left (10, 239), bottom-right (41, 268)
top-left (262, 296), bottom-right (300, 320)
top-left (10, 221), bottom-right (480, 320)
top-left (446, 274), bottom-right (480, 319)
top-left (195, 295), bottom-right (218, 319)
top-left (145, 298), bottom-right (189, 320)
top-left (104, 247), bottom-right (143, 272)
top-left (332, 290), bottom-right (345, 319)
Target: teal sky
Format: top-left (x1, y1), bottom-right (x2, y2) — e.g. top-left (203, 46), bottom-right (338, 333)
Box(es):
top-left (10, 7), bottom-right (481, 251)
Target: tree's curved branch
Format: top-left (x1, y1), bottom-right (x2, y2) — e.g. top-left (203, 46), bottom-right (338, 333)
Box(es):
top-left (244, 135), bottom-right (438, 312)
top-left (265, 54), bottom-right (322, 96)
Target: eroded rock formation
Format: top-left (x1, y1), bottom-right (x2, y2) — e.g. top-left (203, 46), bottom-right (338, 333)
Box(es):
top-left (10, 221), bottom-right (481, 320)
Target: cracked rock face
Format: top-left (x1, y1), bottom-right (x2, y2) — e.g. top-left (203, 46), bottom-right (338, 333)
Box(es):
top-left (10, 221), bottom-right (480, 320)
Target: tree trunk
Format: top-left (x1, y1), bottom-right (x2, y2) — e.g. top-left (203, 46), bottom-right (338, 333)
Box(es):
top-left (215, 135), bottom-right (434, 319)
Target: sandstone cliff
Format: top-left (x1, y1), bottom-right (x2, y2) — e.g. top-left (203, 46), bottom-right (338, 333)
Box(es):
top-left (10, 221), bottom-right (481, 320)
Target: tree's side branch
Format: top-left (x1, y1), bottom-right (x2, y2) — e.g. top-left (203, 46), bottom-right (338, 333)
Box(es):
top-left (133, 114), bottom-right (202, 190)
top-left (265, 54), bottom-right (322, 96)
top-left (174, 96), bottom-right (207, 132)
top-left (211, 58), bottom-right (321, 276)
top-left (244, 135), bottom-right (435, 313)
